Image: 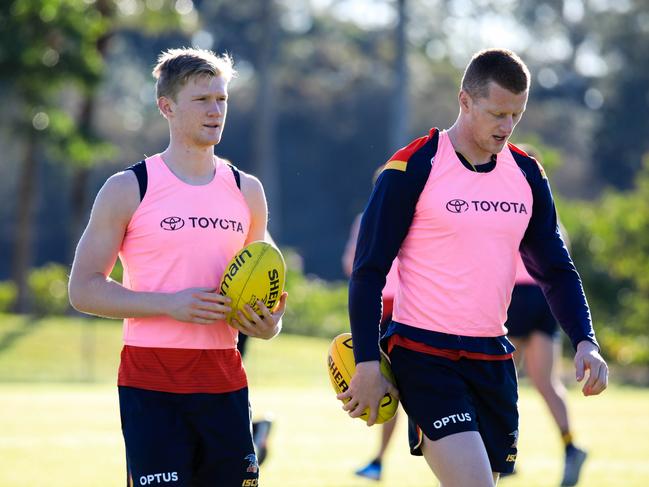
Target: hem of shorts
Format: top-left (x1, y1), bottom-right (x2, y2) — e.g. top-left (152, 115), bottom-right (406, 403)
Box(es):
top-left (410, 422), bottom-right (479, 456)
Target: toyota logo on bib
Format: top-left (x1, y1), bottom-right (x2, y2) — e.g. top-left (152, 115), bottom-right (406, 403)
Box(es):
top-left (160, 216), bottom-right (185, 231)
top-left (446, 199), bottom-right (469, 213)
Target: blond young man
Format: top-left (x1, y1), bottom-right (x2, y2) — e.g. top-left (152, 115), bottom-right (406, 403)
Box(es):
top-left (69, 48), bottom-right (287, 486)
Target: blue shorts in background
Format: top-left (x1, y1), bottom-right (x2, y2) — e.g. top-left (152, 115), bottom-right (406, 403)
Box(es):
top-left (506, 284), bottom-right (558, 339)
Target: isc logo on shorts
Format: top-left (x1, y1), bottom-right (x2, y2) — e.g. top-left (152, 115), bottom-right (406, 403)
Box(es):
top-left (432, 412), bottom-right (472, 429)
top-left (139, 472), bottom-right (178, 485)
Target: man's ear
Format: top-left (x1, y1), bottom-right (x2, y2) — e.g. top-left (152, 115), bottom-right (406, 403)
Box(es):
top-left (157, 96), bottom-right (174, 118)
top-left (458, 90), bottom-right (471, 113)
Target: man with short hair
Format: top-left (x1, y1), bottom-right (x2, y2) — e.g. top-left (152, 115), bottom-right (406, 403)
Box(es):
top-left (341, 48), bottom-right (608, 487)
top-left (69, 47), bottom-right (287, 486)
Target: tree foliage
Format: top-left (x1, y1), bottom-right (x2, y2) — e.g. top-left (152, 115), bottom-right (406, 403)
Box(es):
top-left (0, 0), bottom-right (105, 147)
top-left (0, 0), bottom-right (648, 363)
top-left (560, 159), bottom-right (649, 364)
top-left (587, 160), bottom-right (649, 334)
top-left (590, 0), bottom-right (649, 188)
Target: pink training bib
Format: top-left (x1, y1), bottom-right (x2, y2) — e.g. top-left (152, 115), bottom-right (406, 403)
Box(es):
top-left (393, 131), bottom-right (533, 337)
top-left (119, 154), bottom-right (251, 349)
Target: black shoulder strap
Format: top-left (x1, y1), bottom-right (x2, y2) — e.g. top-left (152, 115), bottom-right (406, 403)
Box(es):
top-left (226, 162), bottom-right (241, 189)
top-left (126, 160), bottom-right (147, 201)
top-left (126, 159), bottom-right (240, 200)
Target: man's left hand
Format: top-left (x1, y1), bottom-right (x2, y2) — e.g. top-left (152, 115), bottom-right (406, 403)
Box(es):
top-left (230, 292), bottom-right (288, 340)
top-left (575, 340), bottom-right (608, 396)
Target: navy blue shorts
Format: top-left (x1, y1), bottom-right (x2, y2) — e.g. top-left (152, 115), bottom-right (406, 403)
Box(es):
top-left (389, 346), bottom-right (519, 474)
top-left (506, 284), bottom-right (558, 339)
top-left (119, 386), bottom-right (258, 487)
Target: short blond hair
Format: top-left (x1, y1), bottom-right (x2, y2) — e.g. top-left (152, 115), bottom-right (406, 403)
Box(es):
top-left (152, 47), bottom-right (236, 100)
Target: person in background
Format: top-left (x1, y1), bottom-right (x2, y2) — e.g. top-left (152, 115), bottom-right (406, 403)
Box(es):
top-left (237, 333), bottom-right (274, 466)
top-left (505, 145), bottom-right (587, 487)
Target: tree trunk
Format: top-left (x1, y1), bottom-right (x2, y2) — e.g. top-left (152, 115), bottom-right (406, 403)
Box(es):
top-left (390, 0), bottom-right (409, 151)
top-left (68, 23), bottom-right (113, 261)
top-left (68, 165), bottom-right (90, 262)
top-left (252, 0), bottom-right (281, 236)
top-left (12, 131), bottom-right (39, 313)
top-left (67, 91), bottom-right (95, 261)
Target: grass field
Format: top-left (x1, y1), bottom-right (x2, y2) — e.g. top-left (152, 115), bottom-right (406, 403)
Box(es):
top-left (1, 317), bottom-right (648, 486)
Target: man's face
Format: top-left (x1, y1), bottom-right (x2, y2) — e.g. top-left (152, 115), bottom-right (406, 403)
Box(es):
top-left (162, 74), bottom-right (229, 147)
top-left (461, 80), bottom-right (528, 155)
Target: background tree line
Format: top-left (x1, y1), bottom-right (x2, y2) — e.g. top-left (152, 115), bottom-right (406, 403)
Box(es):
top-left (1, 0), bottom-right (647, 366)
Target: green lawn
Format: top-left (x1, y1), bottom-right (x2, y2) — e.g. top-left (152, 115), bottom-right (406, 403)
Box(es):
top-left (0, 318), bottom-right (648, 486)
top-left (0, 314), bottom-right (122, 382)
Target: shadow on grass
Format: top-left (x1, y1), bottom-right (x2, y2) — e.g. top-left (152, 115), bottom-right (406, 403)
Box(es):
top-left (0, 316), bottom-right (43, 354)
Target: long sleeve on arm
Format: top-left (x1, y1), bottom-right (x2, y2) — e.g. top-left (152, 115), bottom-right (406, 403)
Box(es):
top-left (349, 130), bottom-right (438, 363)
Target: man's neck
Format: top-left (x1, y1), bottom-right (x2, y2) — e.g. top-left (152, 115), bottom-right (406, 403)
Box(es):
top-left (160, 142), bottom-right (216, 184)
top-left (447, 122), bottom-right (494, 166)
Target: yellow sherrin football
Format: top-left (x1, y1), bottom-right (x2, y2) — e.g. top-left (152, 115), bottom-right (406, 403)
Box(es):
top-left (327, 332), bottom-right (398, 424)
top-left (219, 241), bottom-right (285, 323)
